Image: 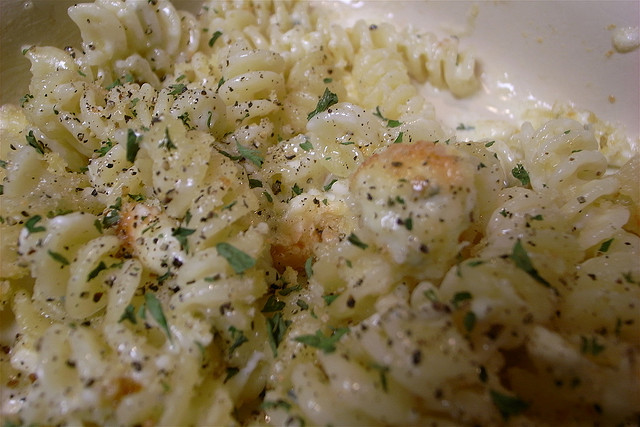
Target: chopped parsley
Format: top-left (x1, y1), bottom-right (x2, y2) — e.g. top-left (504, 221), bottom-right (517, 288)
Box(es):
top-left (598, 238), bottom-right (614, 253)
top-left (249, 178), bottom-right (263, 189)
top-left (48, 250), bottom-right (70, 265)
top-left (511, 164), bottom-right (530, 187)
top-left (208, 30), bottom-right (223, 47)
top-left (228, 326), bottom-right (248, 354)
top-left (168, 83), bottom-right (187, 97)
top-left (307, 88), bottom-right (338, 120)
top-left (87, 261), bottom-right (107, 281)
top-left (393, 131), bottom-right (403, 144)
top-left (172, 226), bottom-right (195, 253)
top-left (126, 129), bottom-right (140, 163)
top-left (118, 304), bottom-right (137, 324)
top-left (102, 197), bottom-right (122, 228)
top-left (26, 130), bottom-right (45, 155)
top-left (24, 215), bottom-right (46, 234)
top-left (485, 141), bottom-right (495, 148)
top-left (463, 311), bottom-right (476, 332)
top-left (236, 142), bottom-right (264, 167)
top-left (580, 335), bottom-right (605, 356)
top-left (262, 295), bottom-right (286, 313)
top-left (323, 179), bottom-right (338, 191)
top-left (304, 256), bottom-right (314, 277)
top-left (347, 232), bottom-right (368, 250)
top-left (216, 242), bottom-right (256, 274)
top-left (145, 293), bottom-right (172, 341)
top-left (373, 106), bottom-right (401, 127)
top-left (159, 128), bottom-right (177, 151)
top-left (266, 312), bottom-right (291, 357)
top-left (95, 139), bottom-right (114, 157)
top-left (451, 291), bottom-right (473, 308)
top-left (293, 327), bottom-right (349, 353)
top-left (510, 239), bottom-right (551, 288)
top-left (322, 294), bottom-right (340, 306)
top-left (490, 390), bottom-right (529, 419)
top-left (299, 140), bottom-right (313, 151)
top-left (291, 183), bottom-right (303, 196)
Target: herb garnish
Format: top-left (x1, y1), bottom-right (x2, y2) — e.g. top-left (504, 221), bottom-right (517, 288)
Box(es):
top-left (26, 130), bottom-right (45, 155)
top-left (126, 129), bottom-right (140, 163)
top-left (25, 215), bottom-right (46, 234)
top-left (228, 326), bottom-right (248, 354)
top-left (236, 142), bottom-right (264, 167)
top-left (347, 233), bottom-right (368, 250)
top-left (48, 250), bottom-right (70, 265)
top-left (510, 239), bottom-right (551, 288)
top-left (216, 242), bottom-right (256, 274)
top-left (307, 88), bottom-right (338, 120)
top-left (145, 293), bottom-right (172, 341)
top-left (172, 227), bottom-right (195, 253)
top-left (208, 30), bottom-right (223, 47)
top-left (490, 390), bottom-right (529, 419)
top-left (266, 312), bottom-right (291, 357)
top-left (511, 164), bottom-right (530, 186)
top-left (293, 327), bottom-right (349, 353)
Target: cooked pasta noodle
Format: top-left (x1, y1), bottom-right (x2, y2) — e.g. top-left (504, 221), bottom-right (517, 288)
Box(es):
top-left (1, 1), bottom-right (638, 426)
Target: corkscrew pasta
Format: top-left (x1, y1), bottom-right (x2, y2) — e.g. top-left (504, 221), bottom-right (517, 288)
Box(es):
top-left (1, 0), bottom-right (638, 426)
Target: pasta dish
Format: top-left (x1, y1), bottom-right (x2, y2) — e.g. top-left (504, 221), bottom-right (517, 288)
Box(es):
top-left (0, 1), bottom-right (638, 425)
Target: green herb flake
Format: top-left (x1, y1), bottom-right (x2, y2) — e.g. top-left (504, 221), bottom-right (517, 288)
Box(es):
top-left (291, 183), bottom-right (303, 196)
top-left (48, 250), bottom-right (70, 265)
top-left (87, 261), bottom-right (107, 281)
top-left (93, 219), bottom-right (103, 234)
top-left (102, 197), bottom-right (122, 228)
top-left (262, 295), bottom-right (286, 313)
top-left (322, 294), bottom-right (340, 306)
top-left (511, 239), bottom-right (551, 288)
top-left (24, 215), bottom-right (46, 234)
top-left (370, 362), bottom-right (390, 392)
top-left (172, 227), bottom-right (195, 253)
top-left (216, 242), bottom-right (256, 274)
top-left (228, 326), bottom-right (248, 354)
top-left (323, 179), bottom-right (338, 191)
top-left (511, 164), bottom-right (531, 187)
top-left (580, 335), bottom-right (605, 356)
top-left (598, 238), bottom-right (614, 253)
top-left (263, 191), bottom-right (273, 203)
top-left (393, 131), bottom-right (404, 144)
top-left (127, 193), bottom-right (145, 202)
top-left (451, 291), bottom-right (473, 308)
top-left (304, 256), bottom-right (314, 277)
top-left (293, 327), bottom-right (349, 353)
top-left (126, 129), bottom-right (140, 163)
top-left (160, 127), bottom-right (177, 151)
top-left (456, 123), bottom-right (475, 131)
top-left (26, 130), bottom-right (45, 155)
top-left (296, 299), bottom-right (309, 310)
top-left (145, 293), bottom-right (172, 341)
top-left (0, 159), bottom-right (7, 169)
top-left (373, 106), bottom-right (402, 128)
top-left (249, 178), bottom-right (263, 189)
top-left (403, 217), bottom-right (413, 231)
top-left (168, 83), bottom-right (187, 96)
top-left (463, 311), bottom-right (476, 332)
top-left (347, 232), bottom-right (368, 250)
top-left (323, 77), bottom-right (333, 84)
top-left (423, 289), bottom-right (439, 302)
top-left (224, 367), bottom-right (239, 383)
top-left (95, 139), bottom-right (114, 157)
top-left (19, 93), bottom-right (34, 107)
top-left (485, 141), bottom-right (495, 148)
top-left (307, 88), bottom-right (338, 120)
top-left (266, 312), bottom-right (292, 357)
top-left (261, 399), bottom-right (292, 411)
top-left (490, 390), bottom-right (529, 420)
top-left (118, 304), bottom-right (137, 325)
top-left (106, 78), bottom-right (122, 90)
top-left (278, 284), bottom-right (302, 297)
top-left (208, 30), bottom-right (223, 47)
top-left (236, 142), bottom-right (264, 167)
top-left (299, 140), bottom-right (313, 151)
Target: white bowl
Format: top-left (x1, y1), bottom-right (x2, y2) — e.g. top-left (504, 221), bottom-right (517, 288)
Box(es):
top-left (2, 0), bottom-right (638, 141)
